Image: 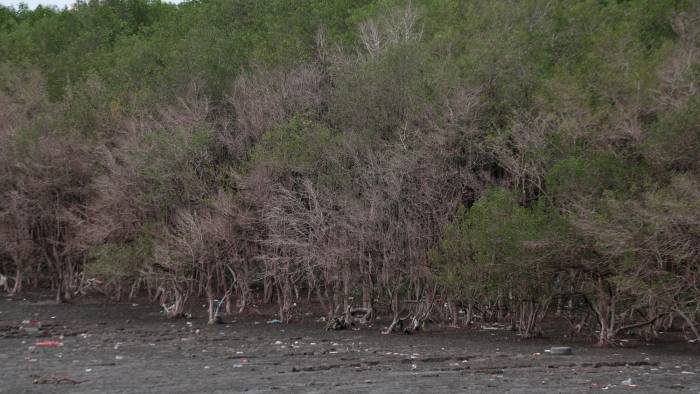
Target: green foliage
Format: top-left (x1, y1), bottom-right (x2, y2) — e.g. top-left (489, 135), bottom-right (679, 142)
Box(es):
top-left (431, 188), bottom-right (570, 303)
top-left (332, 40), bottom-right (461, 138)
top-left (546, 152), bottom-right (651, 202)
top-left (645, 97), bottom-right (700, 172)
top-left (86, 233), bottom-right (153, 280)
top-left (250, 117), bottom-right (335, 175)
top-left (1, 0), bottom-right (698, 335)
top-left (132, 123), bottom-right (216, 216)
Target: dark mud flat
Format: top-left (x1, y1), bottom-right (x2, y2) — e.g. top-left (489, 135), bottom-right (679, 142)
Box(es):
top-left (1, 298), bottom-right (698, 393)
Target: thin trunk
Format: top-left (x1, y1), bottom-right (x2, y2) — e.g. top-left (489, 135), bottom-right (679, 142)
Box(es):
top-left (675, 308), bottom-right (700, 341)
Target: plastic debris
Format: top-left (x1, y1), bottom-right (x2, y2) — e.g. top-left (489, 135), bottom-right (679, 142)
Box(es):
top-left (548, 346), bottom-right (573, 355)
top-left (20, 320), bottom-right (42, 335)
top-left (267, 319), bottom-right (281, 325)
top-left (480, 324), bottom-right (506, 330)
top-left (35, 341), bottom-right (63, 347)
top-left (621, 378), bottom-right (636, 387)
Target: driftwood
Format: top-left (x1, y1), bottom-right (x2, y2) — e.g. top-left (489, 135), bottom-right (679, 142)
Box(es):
top-left (32, 374), bottom-right (86, 385)
top-left (383, 299), bottom-right (435, 335)
top-left (326, 306), bottom-right (373, 330)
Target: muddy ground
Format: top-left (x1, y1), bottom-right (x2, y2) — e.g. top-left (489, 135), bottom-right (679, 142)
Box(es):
top-left (1, 296), bottom-right (698, 393)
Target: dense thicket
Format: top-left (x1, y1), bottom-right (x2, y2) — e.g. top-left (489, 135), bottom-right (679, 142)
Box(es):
top-left (1, 0), bottom-right (698, 345)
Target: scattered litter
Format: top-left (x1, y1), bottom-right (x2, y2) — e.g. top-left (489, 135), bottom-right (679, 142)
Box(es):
top-left (680, 371), bottom-right (695, 375)
top-left (274, 340), bottom-right (283, 345)
top-left (204, 366), bottom-right (210, 369)
top-left (35, 341), bottom-right (63, 347)
top-left (267, 319), bottom-right (281, 325)
top-left (621, 378), bottom-right (636, 387)
top-left (115, 355), bottom-right (124, 360)
top-left (232, 364), bottom-right (243, 368)
top-left (84, 369), bottom-right (92, 372)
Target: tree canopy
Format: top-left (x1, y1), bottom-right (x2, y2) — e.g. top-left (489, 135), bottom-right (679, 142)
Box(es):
top-left (1, 0), bottom-right (698, 343)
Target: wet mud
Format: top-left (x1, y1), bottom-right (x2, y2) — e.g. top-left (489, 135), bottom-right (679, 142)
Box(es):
top-left (1, 297), bottom-right (698, 393)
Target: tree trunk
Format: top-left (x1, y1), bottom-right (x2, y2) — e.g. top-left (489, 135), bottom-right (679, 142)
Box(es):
top-left (675, 308), bottom-right (700, 341)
